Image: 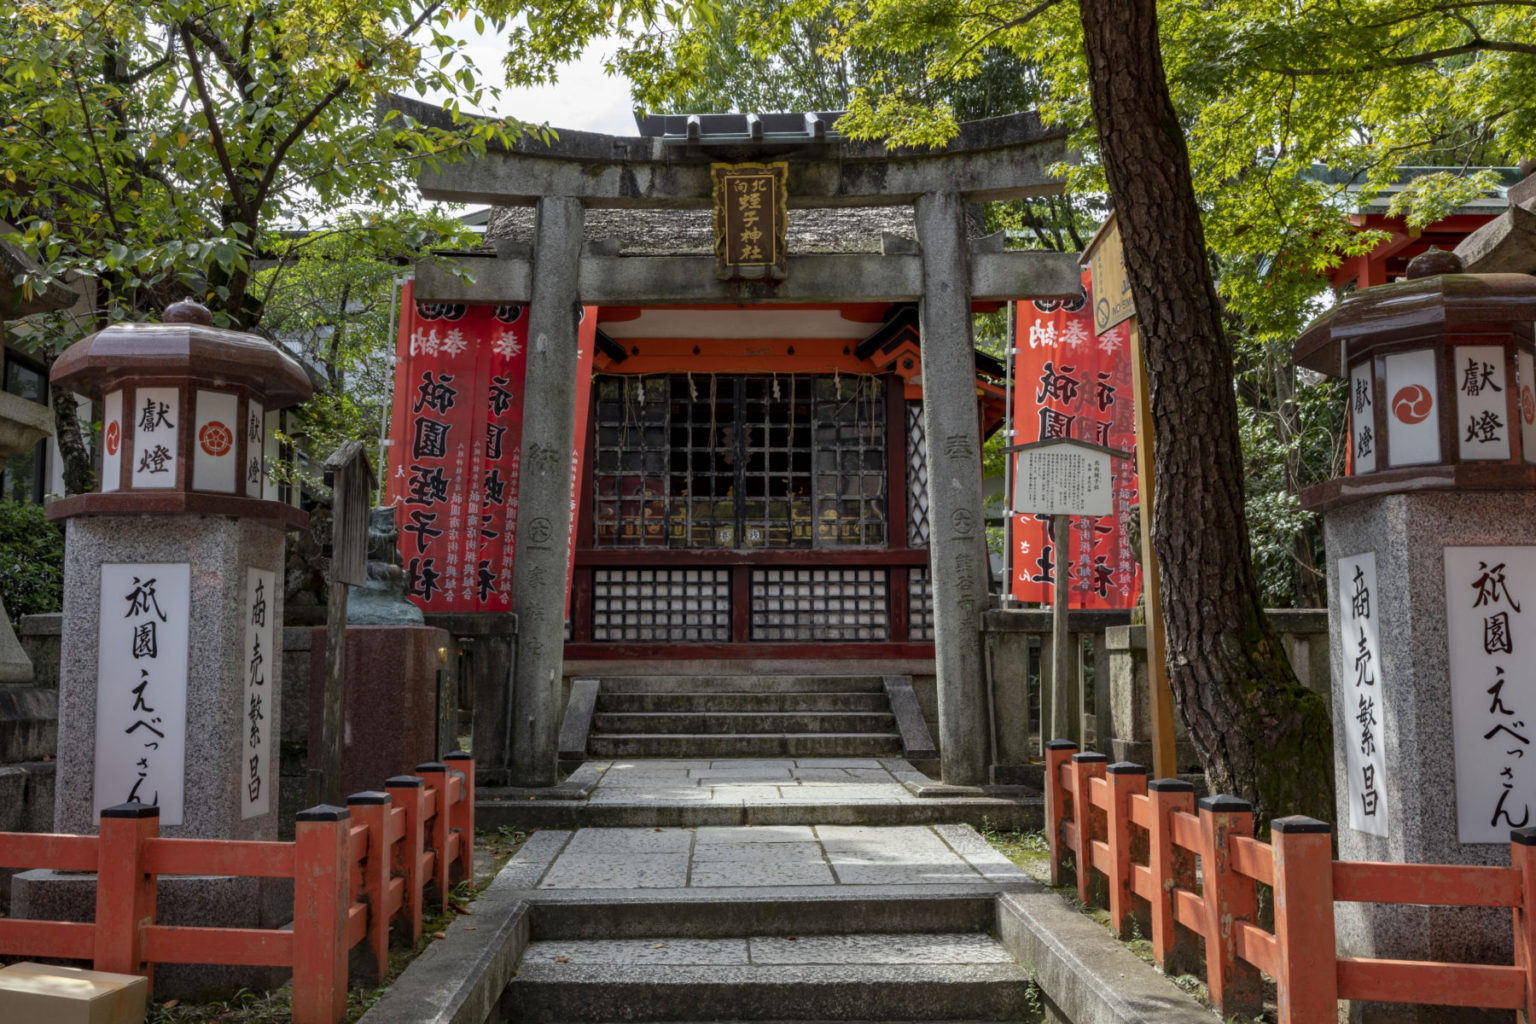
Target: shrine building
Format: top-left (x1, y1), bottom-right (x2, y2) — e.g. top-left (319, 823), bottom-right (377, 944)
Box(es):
top-left (395, 105), bottom-right (1081, 787)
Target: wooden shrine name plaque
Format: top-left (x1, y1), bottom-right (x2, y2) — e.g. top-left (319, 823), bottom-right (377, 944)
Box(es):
top-left (712, 162), bottom-right (789, 281)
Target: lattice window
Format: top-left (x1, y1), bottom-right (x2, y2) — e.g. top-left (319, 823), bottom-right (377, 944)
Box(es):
top-left (740, 375), bottom-right (813, 548)
top-left (591, 568), bottom-right (731, 642)
top-left (812, 375), bottom-right (887, 547)
top-left (906, 401), bottom-right (930, 548)
top-left (750, 568), bottom-right (889, 641)
top-left (592, 376), bottom-right (671, 547)
top-left (908, 565), bottom-right (936, 642)
top-left (591, 374), bottom-right (886, 550)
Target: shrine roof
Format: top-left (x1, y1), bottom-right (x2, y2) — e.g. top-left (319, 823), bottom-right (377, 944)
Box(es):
top-left (388, 95), bottom-right (1070, 208)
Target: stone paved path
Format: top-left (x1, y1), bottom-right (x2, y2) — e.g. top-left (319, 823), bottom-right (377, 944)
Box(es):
top-left (528, 823), bottom-right (1029, 890)
top-left (583, 757), bottom-right (927, 807)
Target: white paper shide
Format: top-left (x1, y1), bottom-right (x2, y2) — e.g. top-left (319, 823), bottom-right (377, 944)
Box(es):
top-left (241, 568), bottom-right (275, 818)
top-left (94, 563), bottom-right (191, 824)
top-left (1338, 552), bottom-right (1388, 836)
top-left (1446, 546), bottom-right (1535, 843)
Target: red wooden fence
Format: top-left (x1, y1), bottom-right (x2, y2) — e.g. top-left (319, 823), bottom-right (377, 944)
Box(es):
top-left (1045, 741), bottom-right (1536, 1023)
top-left (0, 752), bottom-right (474, 1024)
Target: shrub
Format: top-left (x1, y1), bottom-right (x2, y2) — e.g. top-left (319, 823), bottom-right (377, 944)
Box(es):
top-left (0, 500), bottom-right (64, 616)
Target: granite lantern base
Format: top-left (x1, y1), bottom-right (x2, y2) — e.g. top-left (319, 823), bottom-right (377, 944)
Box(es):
top-left (54, 514), bottom-right (287, 839)
top-left (1326, 490), bottom-right (1536, 1024)
top-left (307, 625), bottom-right (449, 797)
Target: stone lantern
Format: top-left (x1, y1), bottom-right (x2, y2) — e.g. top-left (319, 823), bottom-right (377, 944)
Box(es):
top-left (1295, 251), bottom-right (1536, 1023)
top-left (44, 299), bottom-right (311, 839)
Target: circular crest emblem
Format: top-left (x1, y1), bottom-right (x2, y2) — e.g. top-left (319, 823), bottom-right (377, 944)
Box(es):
top-left (199, 420), bottom-right (233, 457)
top-left (1522, 383), bottom-right (1536, 426)
top-left (104, 420), bottom-right (120, 457)
top-left (1391, 384), bottom-right (1434, 425)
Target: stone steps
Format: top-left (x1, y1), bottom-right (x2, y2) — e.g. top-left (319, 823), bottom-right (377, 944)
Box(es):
top-left (504, 933), bottom-right (1034, 1023)
top-left (592, 712), bottom-right (898, 735)
top-left (596, 691), bottom-right (890, 713)
top-left (596, 675), bottom-right (885, 694)
top-left (582, 675), bottom-right (907, 762)
top-left (588, 733), bottom-right (904, 759)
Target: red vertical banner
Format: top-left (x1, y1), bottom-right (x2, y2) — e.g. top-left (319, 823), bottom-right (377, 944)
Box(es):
top-left (1011, 269), bottom-right (1143, 608)
top-left (387, 285), bottom-right (529, 612)
top-left (566, 308), bottom-right (598, 617)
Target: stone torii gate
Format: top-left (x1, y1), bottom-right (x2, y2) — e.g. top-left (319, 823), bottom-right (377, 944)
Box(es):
top-left (409, 106), bottom-right (1082, 788)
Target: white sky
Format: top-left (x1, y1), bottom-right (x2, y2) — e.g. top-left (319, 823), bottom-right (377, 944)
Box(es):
top-left (417, 20), bottom-right (640, 137)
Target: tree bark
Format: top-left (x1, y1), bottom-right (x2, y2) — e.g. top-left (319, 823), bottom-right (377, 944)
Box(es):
top-left (49, 381), bottom-right (94, 496)
top-left (1077, 0), bottom-right (1334, 826)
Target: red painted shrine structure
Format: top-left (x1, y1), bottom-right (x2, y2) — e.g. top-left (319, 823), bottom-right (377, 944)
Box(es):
top-left (399, 106), bottom-right (1083, 786)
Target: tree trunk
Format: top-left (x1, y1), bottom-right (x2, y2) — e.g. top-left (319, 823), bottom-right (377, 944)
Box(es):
top-left (49, 381), bottom-right (95, 496)
top-left (1077, 0), bottom-right (1335, 827)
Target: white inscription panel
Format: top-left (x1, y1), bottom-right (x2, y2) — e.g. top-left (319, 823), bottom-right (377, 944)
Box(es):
top-left (1518, 348), bottom-right (1536, 465)
top-left (1338, 552), bottom-right (1389, 836)
top-left (193, 389), bottom-right (240, 494)
top-left (1384, 349), bottom-right (1441, 467)
top-left (245, 400), bottom-right (265, 498)
top-left (1013, 446), bottom-right (1113, 517)
top-left (1349, 360), bottom-right (1377, 474)
top-left (240, 568), bottom-right (275, 818)
top-left (1454, 346), bottom-right (1510, 461)
top-left (131, 387), bottom-right (181, 488)
top-left (1446, 545), bottom-right (1536, 843)
top-left (100, 390), bottom-right (123, 493)
top-left (94, 563), bottom-right (190, 825)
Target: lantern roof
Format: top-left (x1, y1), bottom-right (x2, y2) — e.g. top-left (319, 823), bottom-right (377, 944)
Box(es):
top-left (1294, 272), bottom-right (1536, 376)
top-left (52, 313), bottom-right (312, 407)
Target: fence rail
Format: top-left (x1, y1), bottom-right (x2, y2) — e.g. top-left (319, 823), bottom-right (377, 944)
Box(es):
top-left (0, 751), bottom-right (474, 1024)
top-left (1044, 740), bottom-right (1536, 1023)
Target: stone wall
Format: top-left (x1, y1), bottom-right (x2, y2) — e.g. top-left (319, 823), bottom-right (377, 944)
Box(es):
top-left (981, 606), bottom-right (1331, 776)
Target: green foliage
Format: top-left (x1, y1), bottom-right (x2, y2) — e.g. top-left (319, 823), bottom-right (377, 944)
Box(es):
top-left (0, 499), bottom-right (64, 616)
top-left (256, 211), bottom-right (475, 496)
top-left (0, 0), bottom-right (523, 333)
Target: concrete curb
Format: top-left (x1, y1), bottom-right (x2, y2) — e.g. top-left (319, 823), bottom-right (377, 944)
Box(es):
top-left (355, 832), bottom-right (572, 1024)
top-left (996, 889), bottom-right (1215, 1024)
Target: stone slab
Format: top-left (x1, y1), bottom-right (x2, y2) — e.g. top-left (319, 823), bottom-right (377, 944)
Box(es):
top-left (749, 932), bottom-right (1014, 965)
top-left (307, 624), bottom-right (447, 799)
top-left (536, 853), bottom-right (690, 890)
top-left (688, 859), bottom-right (837, 888)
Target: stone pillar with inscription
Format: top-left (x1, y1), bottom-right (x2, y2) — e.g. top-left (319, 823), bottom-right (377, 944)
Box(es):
top-left (915, 191), bottom-right (990, 787)
top-left (13, 300), bottom-right (311, 996)
top-left (1295, 252), bottom-right (1536, 1024)
top-left (508, 196), bottom-right (585, 787)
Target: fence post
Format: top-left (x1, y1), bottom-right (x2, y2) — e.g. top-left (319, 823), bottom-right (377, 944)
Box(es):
top-left (94, 803), bottom-right (158, 979)
top-left (1512, 826), bottom-right (1536, 1024)
top-left (386, 774), bottom-right (426, 942)
top-left (1045, 740), bottom-right (1077, 886)
top-left (1070, 752), bottom-right (1109, 908)
top-left (1197, 795), bottom-right (1262, 1019)
top-left (347, 791), bottom-right (392, 984)
top-left (1272, 816), bottom-right (1336, 1024)
top-left (1146, 778), bottom-right (1199, 975)
top-left (444, 750), bottom-right (475, 885)
top-left (417, 762), bottom-right (452, 909)
top-left (293, 805), bottom-right (350, 1024)
top-left (1105, 762), bottom-right (1150, 940)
